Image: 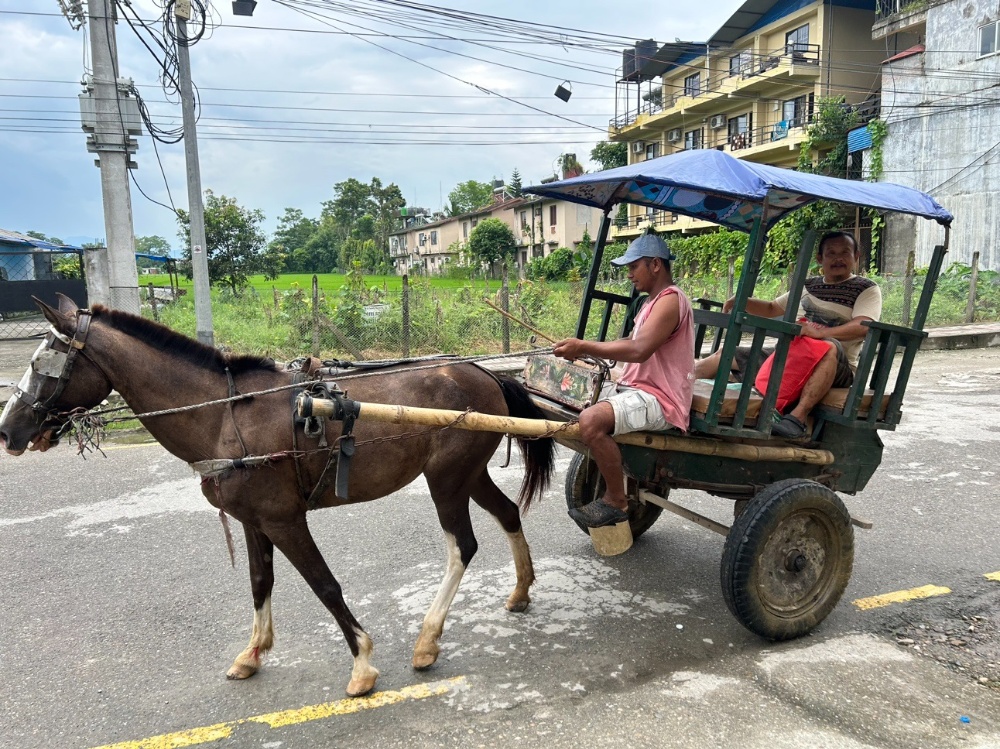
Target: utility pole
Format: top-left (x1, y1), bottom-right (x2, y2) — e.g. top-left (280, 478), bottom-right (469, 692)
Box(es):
top-left (83, 0), bottom-right (140, 312)
top-left (174, 1), bottom-right (214, 345)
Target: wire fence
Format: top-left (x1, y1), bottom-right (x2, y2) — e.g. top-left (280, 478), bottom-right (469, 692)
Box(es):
top-left (0, 250), bottom-right (87, 340)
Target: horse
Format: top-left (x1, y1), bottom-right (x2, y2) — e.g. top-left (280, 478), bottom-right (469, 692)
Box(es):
top-left (0, 295), bottom-right (555, 697)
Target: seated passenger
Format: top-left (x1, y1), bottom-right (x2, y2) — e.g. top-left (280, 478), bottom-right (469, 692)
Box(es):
top-left (693, 231), bottom-right (882, 438)
top-left (554, 234), bottom-right (694, 528)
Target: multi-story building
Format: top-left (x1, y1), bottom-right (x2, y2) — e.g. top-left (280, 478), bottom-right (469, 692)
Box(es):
top-left (609, 0), bottom-right (886, 238)
top-left (872, 0), bottom-right (997, 271)
top-left (389, 179), bottom-right (601, 276)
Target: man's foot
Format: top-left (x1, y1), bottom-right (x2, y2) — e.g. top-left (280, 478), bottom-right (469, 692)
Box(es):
top-left (569, 499), bottom-right (629, 528)
top-left (772, 414), bottom-right (808, 439)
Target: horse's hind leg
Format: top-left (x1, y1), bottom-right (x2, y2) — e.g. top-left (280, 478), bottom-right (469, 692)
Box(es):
top-left (413, 486), bottom-right (478, 671)
top-left (471, 469), bottom-right (535, 613)
top-left (266, 519), bottom-right (378, 697)
top-left (228, 525), bottom-right (276, 680)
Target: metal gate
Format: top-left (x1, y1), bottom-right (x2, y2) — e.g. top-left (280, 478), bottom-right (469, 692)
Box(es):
top-left (0, 250), bottom-right (87, 339)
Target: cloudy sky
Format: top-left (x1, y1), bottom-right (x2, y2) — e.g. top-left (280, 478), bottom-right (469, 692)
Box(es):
top-left (0, 0), bottom-right (737, 251)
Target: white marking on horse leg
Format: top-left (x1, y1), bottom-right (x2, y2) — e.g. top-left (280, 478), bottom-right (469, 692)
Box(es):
top-left (503, 528), bottom-right (535, 613)
top-left (346, 629), bottom-right (379, 697)
top-left (227, 596), bottom-right (274, 680)
top-left (413, 532), bottom-right (466, 670)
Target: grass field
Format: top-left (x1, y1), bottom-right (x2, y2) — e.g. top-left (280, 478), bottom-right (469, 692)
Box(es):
top-left (142, 272), bottom-right (498, 293)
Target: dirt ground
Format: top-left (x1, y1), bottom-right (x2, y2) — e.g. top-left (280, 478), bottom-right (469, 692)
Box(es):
top-left (878, 582), bottom-right (1000, 691)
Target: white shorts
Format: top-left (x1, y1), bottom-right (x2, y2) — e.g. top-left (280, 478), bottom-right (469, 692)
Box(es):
top-left (602, 386), bottom-right (669, 436)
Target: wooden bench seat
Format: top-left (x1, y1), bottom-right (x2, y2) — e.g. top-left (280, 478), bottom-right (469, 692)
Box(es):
top-left (690, 379), bottom-right (890, 423)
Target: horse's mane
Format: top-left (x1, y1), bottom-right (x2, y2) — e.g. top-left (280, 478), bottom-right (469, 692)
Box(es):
top-left (90, 305), bottom-right (279, 375)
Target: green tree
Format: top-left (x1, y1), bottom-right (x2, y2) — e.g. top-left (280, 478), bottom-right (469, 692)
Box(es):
top-left (509, 168), bottom-right (523, 197)
top-left (134, 235), bottom-right (172, 270)
top-left (447, 180), bottom-right (493, 216)
top-left (558, 153), bottom-right (584, 178)
top-left (176, 190), bottom-right (276, 295)
top-left (322, 177), bottom-right (373, 229)
top-left (25, 230), bottom-right (65, 245)
top-left (370, 177), bottom-right (406, 257)
top-left (589, 141), bottom-right (627, 171)
top-left (269, 208), bottom-right (319, 272)
top-left (467, 217), bottom-right (516, 269)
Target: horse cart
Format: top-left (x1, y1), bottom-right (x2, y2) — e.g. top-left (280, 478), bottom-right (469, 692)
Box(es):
top-left (0, 149), bottom-right (952, 698)
top-left (299, 149), bottom-right (953, 642)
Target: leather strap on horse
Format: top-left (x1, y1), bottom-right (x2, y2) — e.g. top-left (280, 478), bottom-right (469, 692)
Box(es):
top-left (296, 382), bottom-right (361, 509)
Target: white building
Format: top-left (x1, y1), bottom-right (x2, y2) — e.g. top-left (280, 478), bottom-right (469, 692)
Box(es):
top-left (874, 0), bottom-right (1000, 271)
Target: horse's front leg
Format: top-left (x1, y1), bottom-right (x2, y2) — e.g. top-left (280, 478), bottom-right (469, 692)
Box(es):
top-left (266, 518), bottom-right (378, 697)
top-left (227, 525), bottom-right (275, 680)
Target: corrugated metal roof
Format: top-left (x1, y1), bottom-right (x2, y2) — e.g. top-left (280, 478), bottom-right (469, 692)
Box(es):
top-left (0, 228), bottom-right (81, 251)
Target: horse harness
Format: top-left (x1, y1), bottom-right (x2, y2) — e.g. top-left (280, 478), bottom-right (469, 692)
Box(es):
top-left (10, 310), bottom-right (96, 439)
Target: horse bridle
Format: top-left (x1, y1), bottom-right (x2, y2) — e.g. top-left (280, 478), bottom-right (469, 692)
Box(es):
top-left (11, 310), bottom-right (96, 432)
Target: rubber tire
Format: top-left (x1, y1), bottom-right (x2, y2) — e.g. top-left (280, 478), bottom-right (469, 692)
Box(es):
top-left (721, 478), bottom-right (854, 641)
top-left (564, 451), bottom-right (663, 539)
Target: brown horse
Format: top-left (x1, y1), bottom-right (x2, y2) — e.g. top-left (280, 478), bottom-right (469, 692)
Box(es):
top-left (0, 296), bottom-right (554, 697)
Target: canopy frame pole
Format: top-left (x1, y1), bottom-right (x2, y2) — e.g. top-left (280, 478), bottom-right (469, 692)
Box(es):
top-left (575, 208), bottom-right (612, 339)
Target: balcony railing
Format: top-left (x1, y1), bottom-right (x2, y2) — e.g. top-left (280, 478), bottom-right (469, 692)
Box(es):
top-left (614, 212), bottom-right (678, 231)
top-left (610, 44), bottom-right (822, 131)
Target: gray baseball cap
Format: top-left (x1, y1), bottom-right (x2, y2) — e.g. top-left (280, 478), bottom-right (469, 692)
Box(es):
top-left (610, 233), bottom-right (676, 266)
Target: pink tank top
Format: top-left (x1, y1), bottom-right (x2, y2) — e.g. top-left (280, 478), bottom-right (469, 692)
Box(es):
top-left (619, 286), bottom-right (695, 431)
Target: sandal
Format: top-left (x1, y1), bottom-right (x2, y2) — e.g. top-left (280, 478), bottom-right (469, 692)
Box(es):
top-left (772, 413), bottom-right (808, 439)
top-left (569, 499), bottom-right (629, 528)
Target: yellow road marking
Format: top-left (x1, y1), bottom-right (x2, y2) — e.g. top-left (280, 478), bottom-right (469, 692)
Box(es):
top-left (853, 584), bottom-right (951, 611)
top-left (89, 676), bottom-right (464, 749)
top-left (985, 571), bottom-right (1000, 582)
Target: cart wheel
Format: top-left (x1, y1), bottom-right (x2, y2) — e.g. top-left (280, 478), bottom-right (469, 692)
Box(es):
top-left (721, 478), bottom-right (853, 641)
top-left (564, 452), bottom-right (662, 539)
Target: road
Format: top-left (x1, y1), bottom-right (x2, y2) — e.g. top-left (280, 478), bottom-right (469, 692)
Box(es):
top-left (1, 347), bottom-right (1000, 748)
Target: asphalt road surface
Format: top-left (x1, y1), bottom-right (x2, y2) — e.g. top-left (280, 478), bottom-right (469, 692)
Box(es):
top-left (2, 348), bottom-right (1000, 748)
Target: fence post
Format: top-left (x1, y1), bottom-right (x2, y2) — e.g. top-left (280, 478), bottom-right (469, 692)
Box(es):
top-left (273, 286), bottom-right (280, 310)
top-left (727, 257), bottom-right (735, 299)
top-left (965, 250), bottom-right (980, 324)
top-left (501, 262), bottom-right (510, 354)
top-left (311, 275), bottom-right (320, 358)
top-left (402, 273), bottom-right (410, 358)
top-left (902, 250), bottom-right (915, 327)
top-left (147, 283), bottom-right (158, 321)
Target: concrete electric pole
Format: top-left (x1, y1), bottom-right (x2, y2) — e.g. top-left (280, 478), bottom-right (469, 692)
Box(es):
top-left (174, 0), bottom-right (214, 346)
top-left (82, 0), bottom-right (140, 313)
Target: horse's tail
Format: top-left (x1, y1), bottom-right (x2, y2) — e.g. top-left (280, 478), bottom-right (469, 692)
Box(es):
top-left (497, 374), bottom-right (555, 513)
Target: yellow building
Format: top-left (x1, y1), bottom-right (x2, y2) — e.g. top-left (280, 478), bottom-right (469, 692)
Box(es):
top-left (610, 0), bottom-right (885, 238)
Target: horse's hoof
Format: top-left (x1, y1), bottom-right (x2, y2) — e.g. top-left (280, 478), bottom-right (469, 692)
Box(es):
top-left (226, 662), bottom-right (258, 680)
top-left (346, 673), bottom-right (377, 698)
top-left (505, 596), bottom-right (530, 613)
top-left (412, 650), bottom-right (439, 670)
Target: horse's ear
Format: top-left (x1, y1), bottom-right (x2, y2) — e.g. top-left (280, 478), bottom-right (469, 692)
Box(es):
top-left (55, 293), bottom-right (79, 316)
top-left (33, 297), bottom-right (75, 335)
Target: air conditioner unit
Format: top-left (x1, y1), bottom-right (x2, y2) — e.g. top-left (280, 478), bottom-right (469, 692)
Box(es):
top-left (773, 101), bottom-right (782, 111)
top-left (631, 141), bottom-right (645, 154)
top-left (666, 129), bottom-right (681, 143)
top-left (710, 114), bottom-right (727, 129)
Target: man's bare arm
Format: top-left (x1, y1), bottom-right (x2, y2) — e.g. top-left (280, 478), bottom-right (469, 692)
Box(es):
top-left (555, 294), bottom-right (680, 364)
top-left (799, 316), bottom-right (874, 341)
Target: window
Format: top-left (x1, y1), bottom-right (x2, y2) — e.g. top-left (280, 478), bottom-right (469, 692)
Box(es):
top-left (519, 210), bottom-right (529, 231)
top-left (430, 230), bottom-right (438, 246)
top-left (980, 21), bottom-right (998, 56)
top-left (683, 72), bottom-right (701, 98)
top-left (729, 50), bottom-right (752, 77)
top-left (549, 205), bottom-right (557, 226)
top-left (782, 95), bottom-right (811, 127)
top-left (684, 128), bottom-right (701, 150)
top-left (785, 24), bottom-right (810, 54)
top-left (462, 222), bottom-right (468, 238)
top-left (645, 142), bottom-right (661, 160)
top-left (728, 113), bottom-right (751, 150)
top-left (418, 233), bottom-right (426, 246)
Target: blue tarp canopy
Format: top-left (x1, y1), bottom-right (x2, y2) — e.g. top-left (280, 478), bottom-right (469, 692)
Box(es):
top-left (524, 149), bottom-right (952, 233)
